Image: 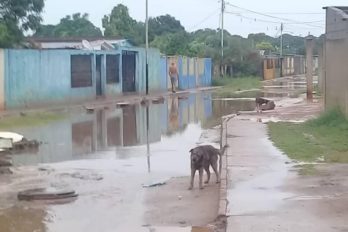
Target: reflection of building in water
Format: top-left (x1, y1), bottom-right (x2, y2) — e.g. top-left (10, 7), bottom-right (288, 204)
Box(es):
top-left (11, 94), bottom-right (213, 165)
top-left (72, 121), bottom-right (94, 156)
top-left (122, 106), bottom-right (137, 146)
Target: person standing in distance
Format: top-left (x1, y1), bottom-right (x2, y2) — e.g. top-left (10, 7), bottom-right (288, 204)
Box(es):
top-left (169, 62), bottom-right (178, 93)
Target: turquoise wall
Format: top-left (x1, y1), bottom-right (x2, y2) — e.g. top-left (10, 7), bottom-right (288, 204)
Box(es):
top-left (4, 49), bottom-right (124, 109)
top-left (121, 47), bottom-right (162, 93)
top-left (3, 48), bottom-right (164, 109)
top-left (5, 49), bottom-right (94, 108)
top-left (161, 56), bottom-right (212, 91)
top-left (3, 48), bottom-right (210, 110)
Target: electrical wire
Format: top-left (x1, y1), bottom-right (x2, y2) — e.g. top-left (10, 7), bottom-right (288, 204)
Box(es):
top-left (225, 2), bottom-right (324, 28)
top-left (188, 8), bottom-right (220, 31)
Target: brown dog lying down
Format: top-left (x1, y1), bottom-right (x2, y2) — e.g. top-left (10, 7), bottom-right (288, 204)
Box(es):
top-left (189, 145), bottom-right (227, 190)
top-left (255, 97), bottom-right (275, 112)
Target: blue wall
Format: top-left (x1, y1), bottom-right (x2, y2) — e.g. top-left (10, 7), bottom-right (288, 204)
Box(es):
top-left (161, 56), bottom-right (212, 91)
top-left (120, 47), bottom-right (163, 94)
top-left (3, 48), bottom-right (165, 109)
top-left (5, 49), bottom-right (99, 109)
top-left (3, 49), bottom-right (212, 110)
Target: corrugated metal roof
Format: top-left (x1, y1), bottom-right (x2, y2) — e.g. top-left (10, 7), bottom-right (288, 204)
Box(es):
top-left (26, 37), bottom-right (133, 50)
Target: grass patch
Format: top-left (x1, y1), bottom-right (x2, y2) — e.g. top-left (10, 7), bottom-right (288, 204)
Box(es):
top-left (297, 164), bottom-right (319, 176)
top-left (0, 112), bottom-right (65, 130)
top-left (212, 76), bottom-right (262, 98)
top-left (269, 108), bottom-right (348, 163)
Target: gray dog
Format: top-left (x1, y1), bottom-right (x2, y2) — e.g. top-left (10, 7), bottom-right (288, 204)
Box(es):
top-left (189, 145), bottom-right (226, 190)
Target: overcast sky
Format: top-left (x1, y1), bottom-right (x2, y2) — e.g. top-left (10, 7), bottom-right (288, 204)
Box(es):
top-left (42, 0), bottom-right (348, 37)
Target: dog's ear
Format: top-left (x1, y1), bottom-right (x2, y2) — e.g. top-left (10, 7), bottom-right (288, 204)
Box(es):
top-left (189, 149), bottom-right (193, 153)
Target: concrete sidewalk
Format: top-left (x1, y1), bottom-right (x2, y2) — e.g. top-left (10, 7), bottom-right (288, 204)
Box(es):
top-left (221, 118), bottom-right (348, 232)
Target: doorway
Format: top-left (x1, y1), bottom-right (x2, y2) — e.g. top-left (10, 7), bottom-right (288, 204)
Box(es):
top-left (122, 51), bottom-right (136, 92)
top-left (96, 55), bottom-right (103, 96)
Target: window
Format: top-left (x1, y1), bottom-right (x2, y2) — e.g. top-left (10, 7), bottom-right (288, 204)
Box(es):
top-left (106, 54), bottom-right (120, 84)
top-left (71, 55), bottom-right (92, 88)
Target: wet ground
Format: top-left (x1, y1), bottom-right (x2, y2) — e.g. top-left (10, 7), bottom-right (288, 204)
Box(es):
top-left (0, 75), bottom-right (335, 232)
top-left (223, 77), bottom-right (348, 232)
top-left (0, 92), bottom-right (253, 232)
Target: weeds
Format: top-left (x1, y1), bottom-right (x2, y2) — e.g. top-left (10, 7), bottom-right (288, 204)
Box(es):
top-left (0, 112), bottom-right (65, 130)
top-left (269, 108), bottom-right (348, 163)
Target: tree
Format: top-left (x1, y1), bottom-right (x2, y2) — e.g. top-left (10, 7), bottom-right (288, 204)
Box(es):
top-left (151, 32), bottom-right (190, 56)
top-left (148, 15), bottom-right (185, 41)
top-left (35, 13), bottom-right (102, 38)
top-left (0, 0), bottom-right (44, 47)
top-left (256, 41), bottom-right (275, 54)
top-left (103, 4), bottom-right (144, 44)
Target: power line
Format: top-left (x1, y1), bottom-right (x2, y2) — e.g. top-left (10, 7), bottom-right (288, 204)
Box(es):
top-left (225, 12), bottom-right (324, 29)
top-left (188, 8), bottom-right (220, 31)
top-left (256, 12), bottom-right (324, 15)
top-left (225, 2), bottom-right (323, 28)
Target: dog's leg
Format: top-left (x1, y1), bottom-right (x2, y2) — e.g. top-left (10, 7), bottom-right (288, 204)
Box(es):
top-left (189, 169), bottom-right (196, 190)
top-left (211, 161), bottom-right (220, 183)
top-left (204, 166), bottom-right (210, 184)
top-left (199, 168), bottom-right (204, 189)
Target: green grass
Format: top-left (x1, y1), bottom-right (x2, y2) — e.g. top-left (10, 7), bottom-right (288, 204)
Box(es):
top-left (269, 108), bottom-right (348, 163)
top-left (212, 76), bottom-right (262, 98)
top-left (297, 164), bottom-right (319, 176)
top-left (0, 112), bottom-right (65, 130)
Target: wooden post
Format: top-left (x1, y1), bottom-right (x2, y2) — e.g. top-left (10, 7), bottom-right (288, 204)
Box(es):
top-left (305, 35), bottom-right (314, 101)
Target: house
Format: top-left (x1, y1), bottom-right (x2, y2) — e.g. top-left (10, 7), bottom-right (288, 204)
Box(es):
top-left (0, 47), bottom-right (213, 110)
top-left (262, 54), bottom-right (317, 80)
top-left (323, 6), bottom-right (348, 115)
top-left (0, 47), bottom-right (162, 109)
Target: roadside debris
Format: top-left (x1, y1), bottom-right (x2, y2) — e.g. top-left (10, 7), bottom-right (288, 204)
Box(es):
top-left (18, 188), bottom-right (78, 201)
top-left (0, 132), bottom-right (40, 153)
top-left (116, 102), bottom-right (131, 108)
top-left (141, 97), bottom-right (150, 106)
top-left (84, 106), bottom-right (95, 113)
top-left (0, 132), bottom-right (23, 143)
top-left (152, 96), bottom-right (165, 104)
top-left (142, 181), bottom-right (166, 188)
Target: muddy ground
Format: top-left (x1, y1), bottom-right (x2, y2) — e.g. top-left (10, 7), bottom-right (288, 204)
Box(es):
top-left (0, 93), bottom-right (229, 232)
top-left (144, 177), bottom-right (219, 227)
top-left (225, 88), bottom-right (348, 232)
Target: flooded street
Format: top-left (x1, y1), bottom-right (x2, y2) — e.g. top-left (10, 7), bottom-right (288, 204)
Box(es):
top-left (0, 92), bottom-right (253, 232)
top-left (1, 76), bottom-right (338, 232)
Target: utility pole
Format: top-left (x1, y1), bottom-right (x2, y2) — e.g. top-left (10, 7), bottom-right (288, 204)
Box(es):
top-left (220, 0), bottom-right (225, 77)
top-left (305, 35), bottom-right (314, 102)
top-left (145, 0), bottom-right (151, 173)
top-left (145, 0), bottom-right (149, 95)
top-left (280, 22), bottom-right (284, 77)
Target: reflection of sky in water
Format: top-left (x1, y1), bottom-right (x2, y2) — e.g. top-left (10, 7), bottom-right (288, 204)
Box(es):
top-left (9, 92), bottom-right (256, 166)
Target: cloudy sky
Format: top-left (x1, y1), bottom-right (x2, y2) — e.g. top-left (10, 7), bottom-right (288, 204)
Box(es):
top-left (42, 0), bottom-right (348, 37)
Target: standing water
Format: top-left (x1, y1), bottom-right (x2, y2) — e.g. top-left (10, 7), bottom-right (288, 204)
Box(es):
top-left (0, 92), bottom-right (256, 232)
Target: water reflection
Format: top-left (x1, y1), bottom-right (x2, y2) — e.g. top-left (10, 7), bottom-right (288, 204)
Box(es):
top-left (9, 92), bottom-right (256, 166)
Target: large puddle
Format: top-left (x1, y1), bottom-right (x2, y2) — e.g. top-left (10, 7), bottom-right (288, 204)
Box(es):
top-left (0, 92), bottom-right (254, 232)
top-left (9, 92), bottom-right (254, 167)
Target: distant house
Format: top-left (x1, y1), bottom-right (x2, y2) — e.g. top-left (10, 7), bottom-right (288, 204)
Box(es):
top-left (323, 6), bottom-right (348, 115)
top-left (0, 46), bottom-right (212, 110)
top-left (26, 37), bottom-right (134, 50)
